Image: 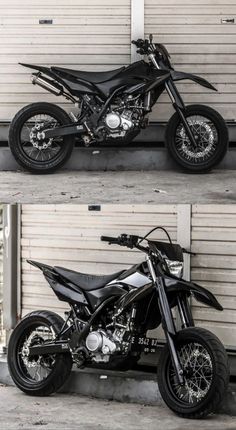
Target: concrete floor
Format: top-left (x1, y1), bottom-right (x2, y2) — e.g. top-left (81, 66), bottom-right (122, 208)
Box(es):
top-left (0, 385), bottom-right (235, 430)
top-left (0, 169), bottom-right (236, 204)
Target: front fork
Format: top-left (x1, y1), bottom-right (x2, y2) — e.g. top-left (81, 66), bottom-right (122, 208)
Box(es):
top-left (165, 80), bottom-right (197, 148)
top-left (146, 255), bottom-right (184, 385)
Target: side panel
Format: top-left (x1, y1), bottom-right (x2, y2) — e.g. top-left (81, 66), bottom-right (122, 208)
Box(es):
top-left (47, 278), bottom-right (89, 306)
top-left (85, 284), bottom-right (126, 309)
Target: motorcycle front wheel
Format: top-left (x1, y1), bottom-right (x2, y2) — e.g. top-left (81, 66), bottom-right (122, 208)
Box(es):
top-left (165, 104), bottom-right (228, 172)
top-left (157, 327), bottom-right (229, 418)
top-left (7, 310), bottom-right (73, 396)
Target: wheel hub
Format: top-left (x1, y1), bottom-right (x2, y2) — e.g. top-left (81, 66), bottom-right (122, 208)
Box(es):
top-left (29, 123), bottom-right (53, 150)
top-left (176, 116), bottom-right (217, 162)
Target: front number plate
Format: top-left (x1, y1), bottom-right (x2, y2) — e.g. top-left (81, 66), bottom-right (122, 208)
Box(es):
top-left (130, 336), bottom-right (163, 354)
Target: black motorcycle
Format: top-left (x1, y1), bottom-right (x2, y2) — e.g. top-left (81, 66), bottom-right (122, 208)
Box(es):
top-left (8, 227), bottom-right (229, 418)
top-left (8, 34), bottom-right (228, 173)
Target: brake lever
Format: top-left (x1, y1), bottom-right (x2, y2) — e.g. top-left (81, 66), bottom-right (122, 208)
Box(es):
top-left (182, 247), bottom-right (196, 256)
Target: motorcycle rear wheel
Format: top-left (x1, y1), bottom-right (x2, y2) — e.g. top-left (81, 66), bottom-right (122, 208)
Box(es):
top-left (9, 102), bottom-right (74, 173)
top-left (157, 327), bottom-right (229, 418)
top-left (7, 310), bottom-right (72, 396)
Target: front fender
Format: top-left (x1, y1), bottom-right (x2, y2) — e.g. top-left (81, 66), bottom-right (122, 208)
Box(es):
top-left (158, 264), bottom-right (223, 311)
top-left (171, 70), bottom-right (217, 92)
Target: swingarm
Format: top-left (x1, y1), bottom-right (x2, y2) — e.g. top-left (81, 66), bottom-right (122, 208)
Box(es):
top-left (38, 123), bottom-right (85, 140)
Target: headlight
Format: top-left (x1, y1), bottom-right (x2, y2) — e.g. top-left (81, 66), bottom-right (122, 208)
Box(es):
top-left (165, 260), bottom-right (183, 278)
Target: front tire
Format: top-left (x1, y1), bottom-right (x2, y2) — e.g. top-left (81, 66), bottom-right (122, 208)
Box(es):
top-left (157, 327), bottom-right (229, 418)
top-left (165, 105), bottom-right (228, 172)
top-left (7, 310), bottom-right (73, 396)
top-left (9, 102), bottom-right (75, 173)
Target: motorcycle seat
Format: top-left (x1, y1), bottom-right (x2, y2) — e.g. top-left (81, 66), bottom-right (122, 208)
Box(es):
top-left (54, 266), bottom-right (124, 291)
top-left (51, 66), bottom-right (125, 84)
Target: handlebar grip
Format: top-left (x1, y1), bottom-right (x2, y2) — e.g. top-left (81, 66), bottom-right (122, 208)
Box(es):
top-left (100, 235), bottom-right (118, 243)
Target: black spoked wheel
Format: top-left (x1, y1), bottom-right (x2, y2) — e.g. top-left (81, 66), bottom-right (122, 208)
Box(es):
top-left (9, 103), bottom-right (75, 173)
top-left (165, 105), bottom-right (228, 172)
top-left (157, 327), bottom-right (229, 418)
top-left (7, 311), bottom-right (72, 396)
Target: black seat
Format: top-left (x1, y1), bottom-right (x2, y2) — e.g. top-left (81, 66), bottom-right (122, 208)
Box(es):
top-left (51, 66), bottom-right (125, 84)
top-left (54, 266), bottom-right (124, 291)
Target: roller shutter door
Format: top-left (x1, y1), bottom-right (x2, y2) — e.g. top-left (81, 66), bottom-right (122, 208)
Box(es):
top-left (145, 0), bottom-right (236, 122)
top-left (20, 204), bottom-right (178, 316)
top-left (191, 204), bottom-right (236, 347)
top-left (0, 0), bottom-right (131, 120)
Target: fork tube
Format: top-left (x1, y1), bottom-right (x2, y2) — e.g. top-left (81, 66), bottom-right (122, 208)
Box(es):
top-left (175, 106), bottom-right (197, 148)
top-left (146, 256), bottom-right (184, 384)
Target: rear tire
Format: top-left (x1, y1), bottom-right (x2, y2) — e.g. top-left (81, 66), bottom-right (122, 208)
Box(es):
top-left (157, 327), bottom-right (229, 418)
top-left (165, 104), bottom-right (228, 172)
top-left (9, 102), bottom-right (75, 174)
top-left (7, 310), bottom-right (73, 396)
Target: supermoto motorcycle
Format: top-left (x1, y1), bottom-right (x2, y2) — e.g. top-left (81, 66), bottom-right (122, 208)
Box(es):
top-left (8, 34), bottom-right (228, 173)
top-left (8, 227), bottom-right (229, 418)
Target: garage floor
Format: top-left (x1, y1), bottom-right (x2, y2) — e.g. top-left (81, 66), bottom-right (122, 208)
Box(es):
top-left (0, 385), bottom-right (235, 430)
top-left (0, 169), bottom-right (235, 204)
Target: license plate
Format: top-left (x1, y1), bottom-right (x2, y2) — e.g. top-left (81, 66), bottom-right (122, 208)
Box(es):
top-left (130, 336), bottom-right (162, 353)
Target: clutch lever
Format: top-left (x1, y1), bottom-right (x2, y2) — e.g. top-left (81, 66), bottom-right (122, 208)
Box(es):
top-left (182, 247), bottom-right (196, 256)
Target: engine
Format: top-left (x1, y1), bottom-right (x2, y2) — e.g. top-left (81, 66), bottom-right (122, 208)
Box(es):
top-left (85, 311), bottom-right (131, 363)
top-left (94, 95), bottom-right (146, 142)
top-left (86, 330), bottom-right (117, 355)
top-left (104, 110), bottom-right (134, 135)
top-left (85, 328), bottom-right (127, 363)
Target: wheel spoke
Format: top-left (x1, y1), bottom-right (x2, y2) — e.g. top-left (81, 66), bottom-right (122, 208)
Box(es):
top-left (17, 324), bottom-right (55, 383)
top-left (20, 113), bottom-right (64, 162)
top-left (175, 115), bottom-right (218, 164)
top-left (168, 341), bottom-right (213, 405)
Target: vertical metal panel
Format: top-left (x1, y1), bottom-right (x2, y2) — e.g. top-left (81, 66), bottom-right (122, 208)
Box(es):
top-left (3, 204), bottom-right (18, 332)
top-left (144, 0), bottom-right (236, 121)
top-left (177, 204), bottom-right (191, 281)
top-left (131, 0), bottom-right (144, 62)
top-left (191, 204), bottom-right (236, 347)
top-left (0, 0), bottom-right (131, 120)
top-left (20, 204), bottom-right (178, 316)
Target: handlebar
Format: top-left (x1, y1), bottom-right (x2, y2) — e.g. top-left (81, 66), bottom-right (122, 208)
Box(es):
top-left (131, 35), bottom-right (171, 67)
top-left (100, 235), bottom-right (119, 244)
top-left (101, 234), bottom-right (195, 256)
top-left (101, 234), bottom-right (139, 248)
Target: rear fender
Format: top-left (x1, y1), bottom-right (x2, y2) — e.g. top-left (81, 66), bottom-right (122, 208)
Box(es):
top-left (27, 259), bottom-right (89, 305)
top-left (20, 63), bottom-right (54, 77)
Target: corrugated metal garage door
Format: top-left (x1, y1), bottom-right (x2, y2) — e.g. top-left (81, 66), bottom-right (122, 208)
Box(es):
top-left (0, 0), bottom-right (131, 120)
top-left (21, 204), bottom-right (178, 316)
top-left (191, 205), bottom-right (236, 347)
top-left (20, 203), bottom-right (236, 348)
top-left (145, 0), bottom-right (236, 121)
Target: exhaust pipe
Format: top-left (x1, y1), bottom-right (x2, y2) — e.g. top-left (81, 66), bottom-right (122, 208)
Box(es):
top-left (31, 74), bottom-right (64, 96)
